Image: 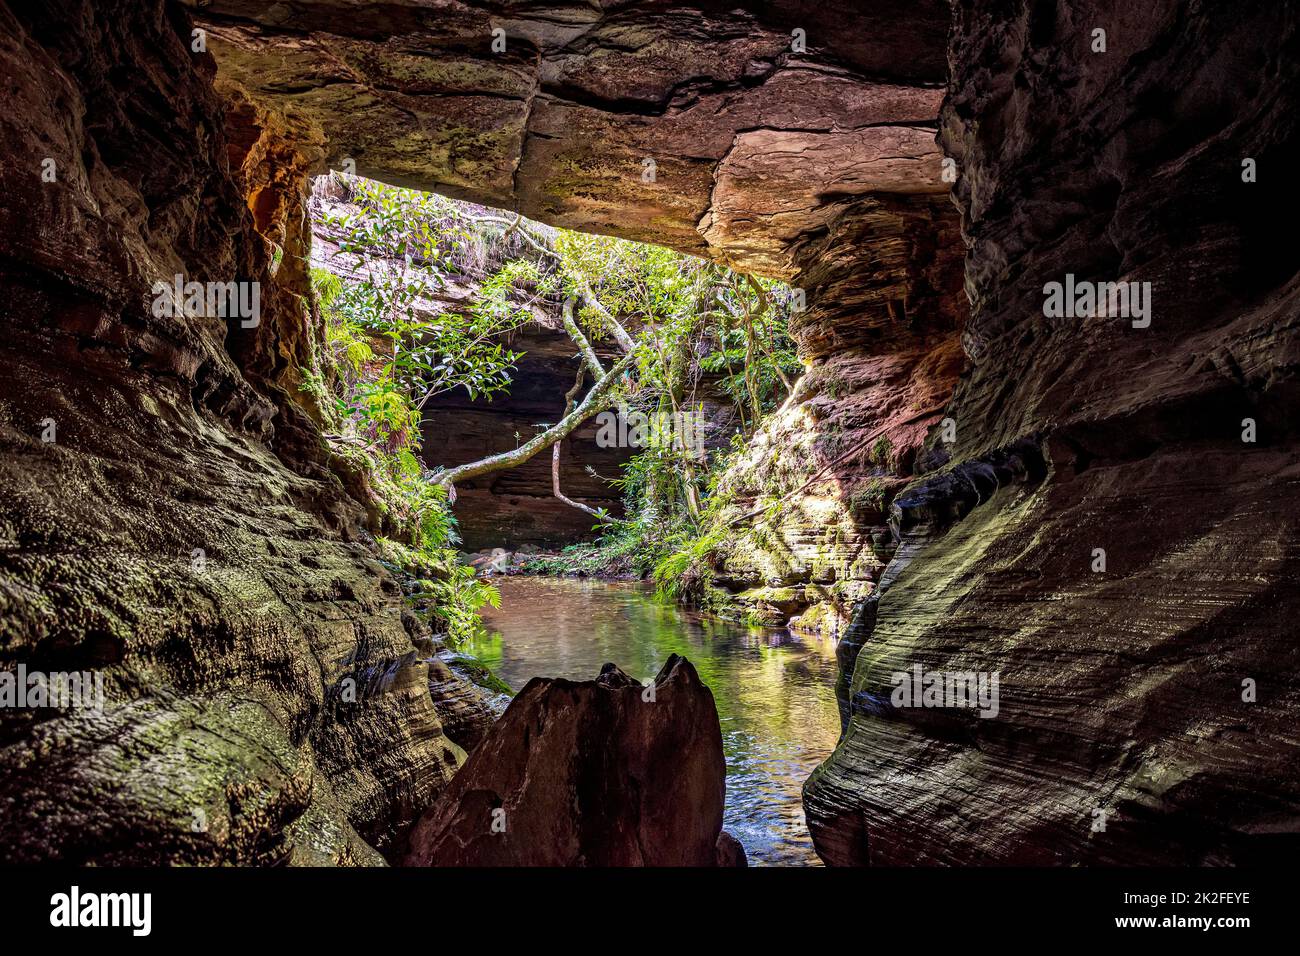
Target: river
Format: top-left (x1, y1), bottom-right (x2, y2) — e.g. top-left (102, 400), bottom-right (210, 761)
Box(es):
top-left (465, 576), bottom-right (841, 866)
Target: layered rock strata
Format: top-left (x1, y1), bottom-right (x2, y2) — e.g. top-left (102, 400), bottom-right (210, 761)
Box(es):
top-left (0, 0), bottom-right (470, 864)
top-left (805, 0), bottom-right (1300, 865)
top-left (1, 0), bottom-right (1294, 868)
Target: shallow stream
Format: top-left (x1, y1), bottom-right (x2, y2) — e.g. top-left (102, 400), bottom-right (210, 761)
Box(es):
top-left (466, 576), bottom-right (841, 866)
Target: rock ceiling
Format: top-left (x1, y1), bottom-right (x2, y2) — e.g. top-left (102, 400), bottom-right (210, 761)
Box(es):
top-left (190, 0), bottom-right (953, 277)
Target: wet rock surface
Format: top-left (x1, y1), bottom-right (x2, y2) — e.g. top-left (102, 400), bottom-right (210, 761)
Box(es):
top-left (405, 655), bottom-right (743, 866)
top-left (425, 653), bottom-right (506, 756)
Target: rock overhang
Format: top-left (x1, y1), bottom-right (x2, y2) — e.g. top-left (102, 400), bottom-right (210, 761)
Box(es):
top-left (187, 0), bottom-right (955, 280)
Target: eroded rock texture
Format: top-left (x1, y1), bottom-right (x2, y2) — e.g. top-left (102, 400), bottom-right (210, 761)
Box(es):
top-left (1, 0), bottom-right (958, 867)
top-left (195, 0), bottom-right (963, 571)
top-left (405, 655), bottom-right (743, 866)
top-left (187, 0), bottom-right (951, 277)
top-left (805, 1), bottom-right (1300, 865)
top-left (707, 195), bottom-right (965, 634)
top-left (3, 0), bottom-right (1295, 868)
top-left (0, 0), bottom-right (472, 864)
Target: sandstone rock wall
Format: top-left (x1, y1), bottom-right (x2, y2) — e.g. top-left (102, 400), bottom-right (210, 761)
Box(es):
top-left (0, 0), bottom-right (469, 864)
top-left (707, 193), bottom-right (966, 633)
top-left (805, 0), bottom-right (1300, 865)
top-left (3, 0), bottom-right (1295, 868)
top-left (187, 0), bottom-right (952, 280)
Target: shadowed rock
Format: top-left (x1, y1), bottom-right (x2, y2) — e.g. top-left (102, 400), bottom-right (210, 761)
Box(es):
top-left (405, 655), bottom-right (745, 866)
top-left (4, 0), bottom-right (1296, 869)
top-left (804, 0), bottom-right (1300, 866)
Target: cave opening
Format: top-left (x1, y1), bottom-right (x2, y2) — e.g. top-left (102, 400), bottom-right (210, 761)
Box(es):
top-left (304, 170), bottom-right (805, 560)
top-left (3, 0), bottom-right (975, 869)
top-left (8, 0), bottom-right (1293, 884)
top-left (303, 170), bottom-right (856, 865)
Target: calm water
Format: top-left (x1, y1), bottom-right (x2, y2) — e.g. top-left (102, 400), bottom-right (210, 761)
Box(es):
top-left (465, 576), bottom-right (841, 866)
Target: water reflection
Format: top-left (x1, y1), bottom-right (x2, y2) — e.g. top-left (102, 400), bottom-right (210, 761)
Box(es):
top-left (467, 577), bottom-right (840, 866)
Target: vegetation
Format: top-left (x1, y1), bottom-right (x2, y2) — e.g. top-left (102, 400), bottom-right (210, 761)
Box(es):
top-left (305, 177), bottom-right (524, 643)
top-left (305, 173), bottom-right (802, 633)
top-left (514, 236), bottom-right (800, 597)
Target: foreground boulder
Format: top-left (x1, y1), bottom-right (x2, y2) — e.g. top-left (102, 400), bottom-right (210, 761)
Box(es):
top-left (405, 655), bottom-right (745, 866)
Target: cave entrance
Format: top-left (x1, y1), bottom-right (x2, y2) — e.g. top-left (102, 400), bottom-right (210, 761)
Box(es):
top-left (302, 171), bottom-right (847, 867)
top-left (305, 171), bottom-right (801, 558)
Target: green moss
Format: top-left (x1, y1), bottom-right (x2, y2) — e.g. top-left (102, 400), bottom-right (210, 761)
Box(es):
top-left (849, 479), bottom-right (888, 514)
top-left (441, 650), bottom-right (514, 696)
top-left (736, 586), bottom-right (801, 604)
top-left (869, 435), bottom-right (895, 469)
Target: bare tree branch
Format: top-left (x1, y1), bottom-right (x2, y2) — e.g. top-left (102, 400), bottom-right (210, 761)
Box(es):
top-left (561, 297), bottom-right (605, 379)
top-left (551, 366), bottom-right (611, 520)
top-left (432, 349), bottom-right (638, 489)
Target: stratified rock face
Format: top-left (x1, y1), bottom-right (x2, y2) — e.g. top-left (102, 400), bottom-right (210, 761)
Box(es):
top-left (187, 0), bottom-right (951, 279)
top-left (0, 0), bottom-right (469, 864)
top-left (5, 0), bottom-right (1295, 870)
top-left (405, 655), bottom-right (741, 866)
top-left (708, 194), bottom-right (966, 633)
top-left (425, 653), bottom-right (504, 754)
top-left (805, 0), bottom-right (1300, 865)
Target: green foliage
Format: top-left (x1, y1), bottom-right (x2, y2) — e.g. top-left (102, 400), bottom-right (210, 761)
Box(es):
top-left (870, 435), bottom-right (895, 469)
top-left (376, 535), bottom-right (501, 645)
top-left (320, 177), bottom-right (525, 411)
top-left (698, 324), bottom-right (800, 413)
top-left (652, 520), bottom-right (728, 602)
top-left (420, 562), bottom-right (503, 645)
top-left (307, 174), bottom-right (805, 636)
top-left (309, 266), bottom-right (344, 307)
top-left (312, 267), bottom-right (374, 378)
top-left (520, 529), bottom-right (650, 577)
top-left (307, 177), bottom-right (539, 644)
top-left (555, 231), bottom-right (798, 425)
top-left (530, 232), bottom-right (797, 588)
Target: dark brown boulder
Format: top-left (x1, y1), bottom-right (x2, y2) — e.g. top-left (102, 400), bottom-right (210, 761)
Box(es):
top-left (714, 830), bottom-right (749, 867)
top-left (404, 655), bottom-right (744, 867)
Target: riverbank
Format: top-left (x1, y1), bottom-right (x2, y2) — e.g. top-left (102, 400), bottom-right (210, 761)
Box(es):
top-left (463, 544), bottom-right (855, 640)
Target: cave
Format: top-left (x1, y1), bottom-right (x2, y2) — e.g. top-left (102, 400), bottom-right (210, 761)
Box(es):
top-left (1, 0), bottom-right (1297, 898)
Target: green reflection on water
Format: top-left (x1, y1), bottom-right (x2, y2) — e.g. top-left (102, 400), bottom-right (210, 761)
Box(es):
top-left (465, 576), bottom-right (840, 866)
